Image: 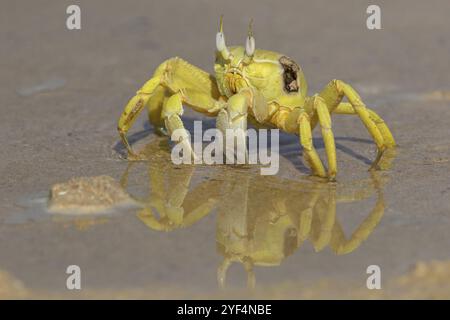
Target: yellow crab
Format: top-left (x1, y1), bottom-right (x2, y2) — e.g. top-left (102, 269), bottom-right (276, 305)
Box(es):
top-left (118, 17), bottom-right (396, 180)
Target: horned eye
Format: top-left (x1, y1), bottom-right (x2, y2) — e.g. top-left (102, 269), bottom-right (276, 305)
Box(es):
top-left (216, 32), bottom-right (226, 52)
top-left (216, 15), bottom-right (231, 60)
top-left (245, 35), bottom-right (255, 57)
top-left (244, 19), bottom-right (255, 57)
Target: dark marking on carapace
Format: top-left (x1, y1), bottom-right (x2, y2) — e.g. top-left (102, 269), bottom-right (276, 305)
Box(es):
top-left (279, 56), bottom-right (300, 93)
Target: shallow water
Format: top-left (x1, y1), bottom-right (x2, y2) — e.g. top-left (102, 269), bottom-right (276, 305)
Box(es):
top-left (2, 124), bottom-right (449, 299)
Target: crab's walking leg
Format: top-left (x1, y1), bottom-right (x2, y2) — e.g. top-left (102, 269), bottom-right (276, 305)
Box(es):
top-left (334, 102), bottom-right (396, 148)
top-left (118, 77), bottom-right (161, 156)
top-left (310, 95), bottom-right (337, 181)
top-left (298, 112), bottom-right (327, 178)
top-left (118, 58), bottom-right (223, 158)
top-left (319, 80), bottom-right (390, 169)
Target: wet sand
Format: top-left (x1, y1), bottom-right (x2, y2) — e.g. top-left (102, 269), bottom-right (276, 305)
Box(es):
top-left (1, 0), bottom-right (450, 299)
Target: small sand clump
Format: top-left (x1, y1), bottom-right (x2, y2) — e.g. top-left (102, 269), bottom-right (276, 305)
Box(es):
top-left (48, 175), bottom-right (133, 214)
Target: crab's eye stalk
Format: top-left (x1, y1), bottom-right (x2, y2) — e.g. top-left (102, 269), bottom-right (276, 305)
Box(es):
top-left (244, 19), bottom-right (255, 61)
top-left (216, 15), bottom-right (231, 60)
top-left (245, 35), bottom-right (255, 57)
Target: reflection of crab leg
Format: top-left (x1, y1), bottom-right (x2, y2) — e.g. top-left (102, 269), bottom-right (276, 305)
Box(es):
top-left (138, 164), bottom-right (220, 230)
top-left (330, 173), bottom-right (385, 254)
top-left (120, 151), bottom-right (220, 231)
top-left (118, 58), bottom-right (224, 158)
top-left (296, 188), bottom-right (321, 243)
top-left (216, 176), bottom-right (257, 289)
top-left (217, 257), bottom-right (256, 290)
top-left (310, 186), bottom-right (337, 251)
top-left (137, 195), bottom-right (218, 231)
top-left (318, 80), bottom-right (393, 169)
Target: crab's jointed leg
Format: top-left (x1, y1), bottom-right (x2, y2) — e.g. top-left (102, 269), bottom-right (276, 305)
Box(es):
top-left (118, 58), bottom-right (224, 158)
top-left (309, 95), bottom-right (338, 180)
top-left (333, 102), bottom-right (396, 148)
top-left (298, 111), bottom-right (327, 178)
top-left (118, 77), bottom-right (160, 155)
top-left (318, 79), bottom-right (395, 169)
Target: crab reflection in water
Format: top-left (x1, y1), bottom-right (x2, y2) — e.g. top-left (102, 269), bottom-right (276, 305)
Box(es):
top-left (120, 139), bottom-right (393, 288)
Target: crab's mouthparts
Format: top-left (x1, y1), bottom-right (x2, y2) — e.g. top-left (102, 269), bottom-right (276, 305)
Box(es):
top-left (225, 71), bottom-right (247, 94)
